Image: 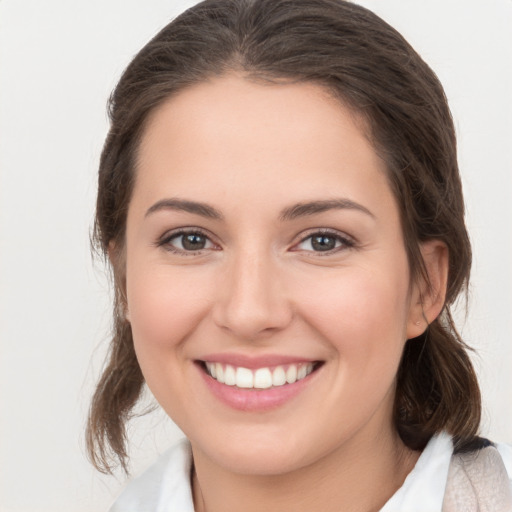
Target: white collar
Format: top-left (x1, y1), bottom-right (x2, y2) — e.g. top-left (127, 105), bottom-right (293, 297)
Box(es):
top-left (380, 431), bottom-right (453, 511)
top-left (109, 439), bottom-right (194, 512)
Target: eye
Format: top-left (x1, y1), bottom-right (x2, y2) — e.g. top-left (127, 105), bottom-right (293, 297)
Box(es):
top-left (293, 231), bottom-right (354, 253)
top-left (158, 229), bottom-right (217, 253)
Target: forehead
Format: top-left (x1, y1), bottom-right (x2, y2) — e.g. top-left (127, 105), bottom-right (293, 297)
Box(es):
top-left (140, 75), bottom-right (370, 154)
top-left (133, 74), bottom-right (394, 221)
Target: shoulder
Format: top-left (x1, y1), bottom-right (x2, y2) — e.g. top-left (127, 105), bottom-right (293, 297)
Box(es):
top-left (496, 441), bottom-right (512, 482)
top-left (382, 433), bottom-right (512, 512)
top-left (108, 438), bottom-right (195, 512)
top-left (442, 440), bottom-right (512, 511)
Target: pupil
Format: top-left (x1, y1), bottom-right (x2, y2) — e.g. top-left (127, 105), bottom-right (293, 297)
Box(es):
top-left (311, 235), bottom-right (335, 251)
top-left (182, 233), bottom-right (206, 250)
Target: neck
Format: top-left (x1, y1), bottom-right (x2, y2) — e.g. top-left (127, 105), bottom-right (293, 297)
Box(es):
top-left (191, 425), bottom-right (420, 512)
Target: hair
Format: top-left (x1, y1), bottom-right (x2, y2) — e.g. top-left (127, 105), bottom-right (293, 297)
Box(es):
top-left (87, 0), bottom-right (481, 474)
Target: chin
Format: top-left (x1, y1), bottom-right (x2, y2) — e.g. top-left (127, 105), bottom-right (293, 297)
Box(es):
top-left (216, 447), bottom-right (306, 476)
top-left (190, 422), bottom-right (331, 477)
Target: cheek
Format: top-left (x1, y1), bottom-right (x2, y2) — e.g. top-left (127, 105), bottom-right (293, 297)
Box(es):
top-left (125, 262), bottom-right (213, 359)
top-left (295, 265), bottom-right (411, 367)
top-left (124, 262), bottom-right (217, 420)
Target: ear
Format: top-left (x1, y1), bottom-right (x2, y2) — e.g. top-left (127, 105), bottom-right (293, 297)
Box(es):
top-left (406, 240), bottom-right (449, 339)
top-left (108, 241), bottom-right (130, 322)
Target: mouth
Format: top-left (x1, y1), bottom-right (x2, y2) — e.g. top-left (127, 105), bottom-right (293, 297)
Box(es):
top-left (197, 360), bottom-right (323, 390)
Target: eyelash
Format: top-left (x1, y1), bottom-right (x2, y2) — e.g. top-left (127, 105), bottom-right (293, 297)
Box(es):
top-left (156, 228), bottom-right (355, 256)
top-left (157, 228), bottom-right (218, 255)
top-left (292, 229), bottom-right (355, 255)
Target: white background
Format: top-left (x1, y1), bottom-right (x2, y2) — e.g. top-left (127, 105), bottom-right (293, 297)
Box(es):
top-left (0, 1), bottom-right (511, 510)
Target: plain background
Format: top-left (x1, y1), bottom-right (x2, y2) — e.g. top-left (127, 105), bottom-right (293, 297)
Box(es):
top-left (0, 0), bottom-right (511, 510)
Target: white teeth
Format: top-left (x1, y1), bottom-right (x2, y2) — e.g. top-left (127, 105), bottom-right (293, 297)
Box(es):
top-left (205, 362), bottom-right (316, 389)
top-left (215, 363), bottom-right (224, 383)
top-left (206, 362), bottom-right (216, 378)
top-left (272, 366), bottom-right (287, 386)
top-left (286, 364), bottom-right (297, 384)
top-left (254, 368), bottom-right (273, 389)
top-left (224, 365), bottom-right (236, 386)
top-left (236, 367), bottom-right (253, 388)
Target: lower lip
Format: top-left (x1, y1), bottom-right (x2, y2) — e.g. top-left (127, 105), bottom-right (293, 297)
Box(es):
top-left (197, 363), bottom-right (320, 412)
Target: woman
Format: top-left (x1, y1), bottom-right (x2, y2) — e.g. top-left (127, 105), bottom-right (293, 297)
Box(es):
top-left (86, 0), bottom-right (512, 510)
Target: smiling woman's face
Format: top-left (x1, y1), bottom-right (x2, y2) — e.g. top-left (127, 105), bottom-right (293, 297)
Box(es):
top-left (123, 75), bottom-right (427, 475)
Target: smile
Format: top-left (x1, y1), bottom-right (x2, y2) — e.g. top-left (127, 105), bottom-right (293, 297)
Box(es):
top-left (203, 362), bottom-right (317, 389)
top-left (196, 356), bottom-right (324, 411)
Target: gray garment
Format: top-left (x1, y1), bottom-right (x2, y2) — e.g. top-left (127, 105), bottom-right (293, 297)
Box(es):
top-left (443, 446), bottom-right (512, 511)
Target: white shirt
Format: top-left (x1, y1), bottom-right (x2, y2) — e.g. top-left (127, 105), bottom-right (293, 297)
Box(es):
top-left (109, 433), bottom-right (512, 512)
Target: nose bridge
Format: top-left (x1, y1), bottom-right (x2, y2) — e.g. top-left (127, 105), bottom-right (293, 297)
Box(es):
top-left (213, 244), bottom-right (292, 339)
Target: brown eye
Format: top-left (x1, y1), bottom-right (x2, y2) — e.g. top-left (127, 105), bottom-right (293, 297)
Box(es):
top-left (294, 231), bottom-right (354, 253)
top-left (181, 233), bottom-right (207, 250)
top-left (161, 230), bottom-right (215, 253)
top-left (311, 235), bottom-right (337, 251)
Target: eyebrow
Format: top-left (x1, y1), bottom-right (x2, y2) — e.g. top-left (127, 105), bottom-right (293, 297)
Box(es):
top-left (145, 198), bottom-right (224, 220)
top-left (279, 199), bottom-right (375, 221)
top-left (145, 197), bottom-right (374, 222)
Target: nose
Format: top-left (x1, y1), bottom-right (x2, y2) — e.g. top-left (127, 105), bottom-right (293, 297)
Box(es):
top-left (212, 249), bottom-right (293, 340)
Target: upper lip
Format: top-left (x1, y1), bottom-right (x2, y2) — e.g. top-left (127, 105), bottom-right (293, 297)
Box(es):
top-left (197, 353), bottom-right (320, 369)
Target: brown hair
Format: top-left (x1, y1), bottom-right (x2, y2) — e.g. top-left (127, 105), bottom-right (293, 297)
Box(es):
top-left (87, 0), bottom-right (481, 474)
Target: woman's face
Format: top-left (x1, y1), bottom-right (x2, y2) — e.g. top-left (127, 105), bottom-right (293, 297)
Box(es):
top-left (124, 75), bottom-right (426, 475)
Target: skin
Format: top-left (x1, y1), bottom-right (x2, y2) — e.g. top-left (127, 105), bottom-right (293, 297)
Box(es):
top-left (122, 75), bottom-right (448, 512)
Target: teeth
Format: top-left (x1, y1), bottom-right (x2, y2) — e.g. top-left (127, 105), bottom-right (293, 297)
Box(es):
top-left (215, 363), bottom-right (224, 383)
top-left (286, 364), bottom-right (297, 384)
top-left (224, 365), bottom-right (236, 386)
top-left (254, 368), bottom-right (272, 389)
top-left (206, 362), bottom-right (216, 378)
top-left (205, 362), bottom-right (316, 389)
top-left (272, 366), bottom-right (286, 386)
top-left (236, 367), bottom-right (253, 388)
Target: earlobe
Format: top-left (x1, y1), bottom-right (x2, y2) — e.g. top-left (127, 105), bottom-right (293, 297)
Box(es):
top-left (407, 240), bottom-right (449, 339)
